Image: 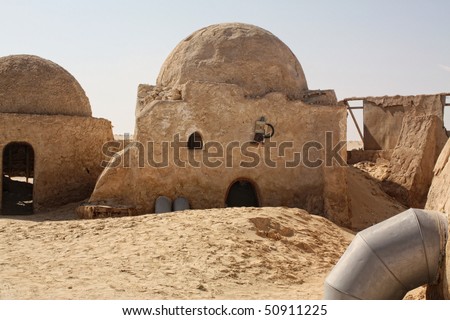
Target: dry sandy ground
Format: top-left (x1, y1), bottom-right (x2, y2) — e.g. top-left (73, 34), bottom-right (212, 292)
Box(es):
top-left (0, 165), bottom-right (427, 300)
top-left (347, 165), bottom-right (407, 230)
top-left (1, 205), bottom-right (355, 299)
top-left (347, 140), bottom-right (363, 151)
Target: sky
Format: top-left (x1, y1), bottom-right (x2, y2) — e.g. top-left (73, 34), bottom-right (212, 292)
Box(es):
top-left (1, 0), bottom-right (449, 139)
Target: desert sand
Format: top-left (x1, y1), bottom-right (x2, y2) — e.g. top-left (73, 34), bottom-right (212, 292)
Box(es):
top-left (0, 204), bottom-right (353, 299)
top-left (0, 198), bottom-right (426, 300)
top-left (1, 164), bottom-right (429, 300)
top-left (347, 164), bottom-right (407, 230)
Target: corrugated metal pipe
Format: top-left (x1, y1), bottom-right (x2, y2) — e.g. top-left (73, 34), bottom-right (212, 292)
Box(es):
top-left (324, 208), bottom-right (448, 299)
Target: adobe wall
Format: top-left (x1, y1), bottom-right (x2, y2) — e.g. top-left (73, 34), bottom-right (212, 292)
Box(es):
top-left (381, 114), bottom-right (448, 208)
top-left (425, 138), bottom-right (450, 299)
top-left (0, 113), bottom-right (113, 211)
top-left (88, 81), bottom-right (349, 225)
top-left (348, 94), bottom-right (448, 208)
top-left (426, 138), bottom-right (450, 213)
top-left (363, 94), bottom-right (445, 150)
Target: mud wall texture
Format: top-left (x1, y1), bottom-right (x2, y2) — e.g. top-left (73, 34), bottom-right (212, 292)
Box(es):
top-left (381, 114), bottom-right (448, 208)
top-left (88, 81), bottom-right (349, 225)
top-left (0, 113), bottom-right (113, 211)
top-left (353, 94), bottom-right (448, 208)
top-left (426, 138), bottom-right (450, 213)
top-left (363, 94), bottom-right (445, 151)
top-left (157, 23), bottom-right (309, 100)
top-left (425, 138), bottom-right (450, 299)
top-left (0, 55), bottom-right (92, 117)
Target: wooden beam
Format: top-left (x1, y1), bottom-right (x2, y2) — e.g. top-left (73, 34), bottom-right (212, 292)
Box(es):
top-left (8, 147), bottom-right (12, 177)
top-left (346, 101), bottom-right (364, 142)
top-left (26, 146), bottom-right (29, 183)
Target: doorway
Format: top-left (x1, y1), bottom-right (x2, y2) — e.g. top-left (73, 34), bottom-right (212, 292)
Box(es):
top-left (2, 142), bottom-right (34, 215)
top-left (225, 179), bottom-right (259, 207)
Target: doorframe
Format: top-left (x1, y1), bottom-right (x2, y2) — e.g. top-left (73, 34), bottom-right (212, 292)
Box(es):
top-left (224, 178), bottom-right (261, 207)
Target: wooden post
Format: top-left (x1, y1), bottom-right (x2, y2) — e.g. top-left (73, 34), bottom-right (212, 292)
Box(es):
top-left (8, 146), bottom-right (12, 178)
top-left (26, 146), bottom-right (30, 183)
top-left (345, 101), bottom-right (364, 143)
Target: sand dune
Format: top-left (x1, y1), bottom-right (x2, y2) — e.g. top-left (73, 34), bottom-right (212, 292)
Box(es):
top-left (0, 205), bottom-right (353, 299)
top-left (1, 164), bottom-right (429, 300)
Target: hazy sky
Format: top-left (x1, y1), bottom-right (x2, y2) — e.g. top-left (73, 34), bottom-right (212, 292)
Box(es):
top-left (1, 0), bottom-right (449, 139)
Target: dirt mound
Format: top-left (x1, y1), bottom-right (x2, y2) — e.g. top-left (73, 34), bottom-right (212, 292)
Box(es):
top-left (347, 165), bottom-right (407, 230)
top-left (250, 217), bottom-right (295, 239)
top-left (0, 206), bottom-right (352, 299)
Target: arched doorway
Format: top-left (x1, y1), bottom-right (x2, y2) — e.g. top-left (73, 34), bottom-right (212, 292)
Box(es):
top-left (225, 179), bottom-right (259, 207)
top-left (2, 142), bottom-right (34, 215)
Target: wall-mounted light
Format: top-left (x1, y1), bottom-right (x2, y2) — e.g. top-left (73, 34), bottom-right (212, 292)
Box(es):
top-left (253, 116), bottom-right (274, 143)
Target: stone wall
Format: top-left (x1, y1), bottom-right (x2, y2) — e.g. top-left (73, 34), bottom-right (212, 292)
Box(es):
top-left (0, 113), bottom-right (113, 211)
top-left (87, 81), bottom-right (349, 225)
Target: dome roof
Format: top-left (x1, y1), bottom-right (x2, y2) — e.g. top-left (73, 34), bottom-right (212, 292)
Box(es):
top-left (0, 55), bottom-right (91, 116)
top-left (157, 23), bottom-right (308, 99)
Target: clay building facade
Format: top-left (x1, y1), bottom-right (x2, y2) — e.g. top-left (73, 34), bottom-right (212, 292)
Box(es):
top-left (347, 94), bottom-right (449, 208)
top-left (0, 55), bottom-right (113, 214)
top-left (80, 23), bottom-right (349, 225)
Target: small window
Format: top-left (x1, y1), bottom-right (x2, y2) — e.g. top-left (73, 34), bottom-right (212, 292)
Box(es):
top-left (187, 132), bottom-right (203, 150)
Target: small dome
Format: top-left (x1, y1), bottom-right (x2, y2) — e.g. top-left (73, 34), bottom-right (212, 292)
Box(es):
top-left (157, 23), bottom-right (308, 99)
top-left (0, 55), bottom-right (92, 116)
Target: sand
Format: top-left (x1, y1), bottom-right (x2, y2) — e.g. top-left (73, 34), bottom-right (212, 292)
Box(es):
top-left (1, 163), bottom-right (430, 300)
top-left (347, 164), bottom-right (407, 230)
top-left (347, 140), bottom-right (363, 151)
top-left (0, 204), bottom-right (354, 299)
top-left (0, 166), bottom-right (428, 300)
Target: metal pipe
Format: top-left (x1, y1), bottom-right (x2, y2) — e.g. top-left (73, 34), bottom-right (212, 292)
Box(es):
top-left (173, 197), bottom-right (190, 211)
top-left (324, 208), bottom-right (448, 299)
top-left (155, 196), bottom-right (172, 214)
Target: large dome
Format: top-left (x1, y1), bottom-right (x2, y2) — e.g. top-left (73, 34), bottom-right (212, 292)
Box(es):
top-left (0, 55), bottom-right (91, 116)
top-left (157, 23), bottom-right (308, 99)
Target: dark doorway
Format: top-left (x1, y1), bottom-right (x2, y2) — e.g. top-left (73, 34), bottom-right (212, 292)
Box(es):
top-left (225, 180), bottom-right (259, 207)
top-left (2, 142), bottom-right (34, 215)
